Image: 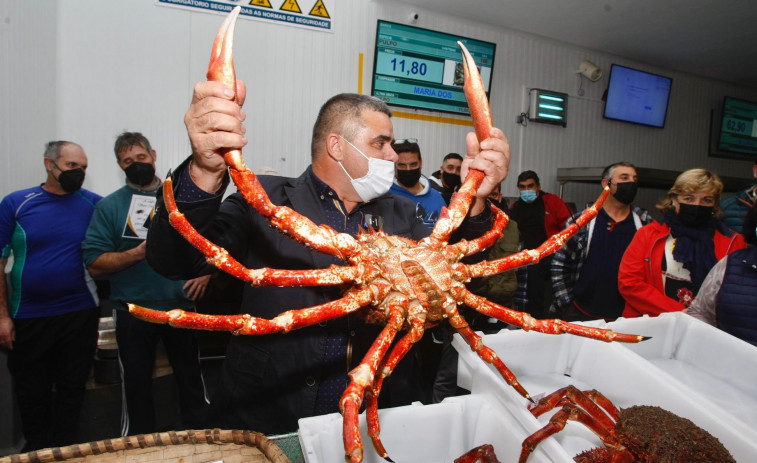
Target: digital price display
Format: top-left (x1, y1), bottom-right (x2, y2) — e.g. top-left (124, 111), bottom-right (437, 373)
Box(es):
top-left (718, 97), bottom-right (757, 156)
top-left (371, 21), bottom-right (496, 115)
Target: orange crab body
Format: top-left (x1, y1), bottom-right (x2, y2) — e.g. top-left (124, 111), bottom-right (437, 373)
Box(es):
top-left (129, 7), bottom-right (646, 462)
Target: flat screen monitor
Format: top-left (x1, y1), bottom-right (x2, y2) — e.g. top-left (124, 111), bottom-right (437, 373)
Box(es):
top-left (371, 20), bottom-right (496, 116)
top-left (717, 96), bottom-right (757, 157)
top-left (603, 64), bottom-right (672, 128)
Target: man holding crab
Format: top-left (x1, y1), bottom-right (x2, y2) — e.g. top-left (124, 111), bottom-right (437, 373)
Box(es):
top-left (144, 80), bottom-right (510, 434)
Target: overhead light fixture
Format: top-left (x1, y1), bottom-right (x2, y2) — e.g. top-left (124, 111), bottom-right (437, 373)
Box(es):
top-left (528, 89), bottom-right (568, 127)
top-left (577, 60), bottom-right (602, 82)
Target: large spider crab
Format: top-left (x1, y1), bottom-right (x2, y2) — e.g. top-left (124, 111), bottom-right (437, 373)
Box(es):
top-left (129, 6), bottom-right (646, 462)
top-left (518, 386), bottom-right (735, 462)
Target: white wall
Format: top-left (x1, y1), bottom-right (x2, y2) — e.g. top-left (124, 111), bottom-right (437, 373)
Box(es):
top-left (3, 0), bottom-right (756, 213)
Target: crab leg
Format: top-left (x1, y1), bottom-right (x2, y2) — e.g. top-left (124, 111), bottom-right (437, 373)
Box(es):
top-left (464, 186), bottom-right (610, 278)
top-left (520, 386), bottom-right (630, 463)
top-left (529, 386), bottom-right (619, 423)
top-left (363, 308), bottom-right (428, 460)
top-left (462, 288), bottom-right (646, 343)
top-left (341, 299), bottom-right (407, 463)
top-left (427, 42), bottom-right (492, 244)
top-left (128, 286), bottom-right (372, 334)
top-left (445, 205), bottom-right (509, 259)
top-left (455, 444), bottom-right (501, 463)
top-left (163, 175), bottom-right (359, 286)
top-left (165, 6), bottom-right (360, 265)
top-left (448, 306), bottom-right (532, 400)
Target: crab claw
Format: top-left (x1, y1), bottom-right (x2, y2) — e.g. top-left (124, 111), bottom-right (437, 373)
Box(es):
top-left (206, 6), bottom-right (245, 171)
top-left (208, 6), bottom-right (241, 97)
top-left (457, 41), bottom-right (493, 143)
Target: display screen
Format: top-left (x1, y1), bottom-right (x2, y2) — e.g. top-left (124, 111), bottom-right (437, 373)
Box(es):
top-left (371, 20), bottom-right (496, 115)
top-left (603, 64), bottom-right (672, 128)
top-left (717, 96), bottom-right (757, 156)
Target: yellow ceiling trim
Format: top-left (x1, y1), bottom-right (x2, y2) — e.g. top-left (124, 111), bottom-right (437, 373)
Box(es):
top-left (392, 111), bottom-right (474, 127)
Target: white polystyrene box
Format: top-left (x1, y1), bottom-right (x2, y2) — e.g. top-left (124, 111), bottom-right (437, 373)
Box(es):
top-left (452, 324), bottom-right (757, 462)
top-left (297, 393), bottom-right (571, 463)
top-left (607, 312), bottom-right (757, 429)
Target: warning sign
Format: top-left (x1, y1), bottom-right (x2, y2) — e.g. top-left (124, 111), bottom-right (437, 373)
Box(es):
top-left (279, 0), bottom-right (302, 13)
top-left (156, 0), bottom-right (333, 32)
top-left (309, 0), bottom-right (329, 18)
top-left (249, 0), bottom-right (272, 7)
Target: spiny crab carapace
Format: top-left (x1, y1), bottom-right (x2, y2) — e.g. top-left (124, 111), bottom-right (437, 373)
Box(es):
top-left (129, 6), bottom-right (646, 462)
top-left (519, 386), bottom-right (736, 463)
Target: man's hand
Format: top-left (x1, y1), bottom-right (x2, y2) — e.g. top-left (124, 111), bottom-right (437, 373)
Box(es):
top-left (0, 316), bottom-right (14, 350)
top-left (462, 127), bottom-right (511, 215)
top-left (184, 80), bottom-right (248, 193)
top-left (183, 275), bottom-right (211, 301)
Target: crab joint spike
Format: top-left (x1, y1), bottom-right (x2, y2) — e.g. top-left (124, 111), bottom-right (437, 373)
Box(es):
top-left (208, 6), bottom-right (242, 97)
top-left (457, 41), bottom-right (493, 143)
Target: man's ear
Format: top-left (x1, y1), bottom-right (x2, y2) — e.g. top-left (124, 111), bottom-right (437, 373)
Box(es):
top-left (326, 133), bottom-right (343, 162)
top-left (601, 178), bottom-right (609, 189)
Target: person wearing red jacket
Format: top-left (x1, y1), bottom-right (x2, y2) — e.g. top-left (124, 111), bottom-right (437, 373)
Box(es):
top-left (618, 168), bottom-right (746, 318)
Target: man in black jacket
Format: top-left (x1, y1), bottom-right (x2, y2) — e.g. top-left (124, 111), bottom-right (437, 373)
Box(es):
top-left (146, 82), bottom-right (510, 434)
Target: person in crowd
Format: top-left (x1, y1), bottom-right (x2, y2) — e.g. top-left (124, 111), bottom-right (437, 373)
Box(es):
top-left (389, 139), bottom-right (447, 228)
top-left (144, 83), bottom-right (511, 435)
top-left (487, 181), bottom-right (508, 211)
top-left (464, 210), bottom-right (520, 330)
top-left (509, 170), bottom-right (572, 318)
top-left (719, 159), bottom-right (757, 234)
top-left (0, 141), bottom-right (101, 451)
top-left (618, 168), bottom-right (747, 318)
top-left (82, 132), bottom-right (210, 436)
top-left (431, 152), bottom-right (464, 204)
top-left (551, 162), bottom-right (653, 321)
top-left (688, 201), bottom-right (757, 346)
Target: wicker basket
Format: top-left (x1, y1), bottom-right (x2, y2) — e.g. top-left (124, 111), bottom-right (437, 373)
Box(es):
top-left (0, 429), bottom-right (291, 463)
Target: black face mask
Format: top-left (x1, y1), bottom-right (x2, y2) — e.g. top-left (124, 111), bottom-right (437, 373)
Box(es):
top-left (124, 162), bottom-right (156, 186)
top-left (396, 168), bottom-right (421, 188)
top-left (612, 181), bottom-right (638, 205)
top-left (442, 171), bottom-right (461, 190)
top-left (56, 167), bottom-right (85, 193)
top-left (677, 203), bottom-right (714, 228)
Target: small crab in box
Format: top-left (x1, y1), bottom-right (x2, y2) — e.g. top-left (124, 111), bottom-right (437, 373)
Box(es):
top-left (519, 385), bottom-right (736, 463)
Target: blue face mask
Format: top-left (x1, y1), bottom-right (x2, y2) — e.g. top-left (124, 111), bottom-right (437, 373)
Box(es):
top-left (520, 189), bottom-right (538, 203)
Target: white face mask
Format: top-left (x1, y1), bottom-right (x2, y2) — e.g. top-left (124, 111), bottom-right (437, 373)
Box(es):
top-left (338, 135), bottom-right (395, 202)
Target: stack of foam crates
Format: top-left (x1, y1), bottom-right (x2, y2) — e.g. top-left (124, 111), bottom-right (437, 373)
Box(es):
top-left (298, 312), bottom-right (757, 462)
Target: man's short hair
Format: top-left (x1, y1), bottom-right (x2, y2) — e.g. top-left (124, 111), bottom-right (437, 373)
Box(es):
top-left (443, 153), bottom-right (463, 163)
top-left (392, 140), bottom-right (421, 159)
top-left (602, 161), bottom-right (637, 181)
top-left (517, 170), bottom-right (540, 186)
top-left (44, 141), bottom-right (81, 162)
top-left (311, 93), bottom-right (392, 160)
top-left (114, 132), bottom-right (153, 160)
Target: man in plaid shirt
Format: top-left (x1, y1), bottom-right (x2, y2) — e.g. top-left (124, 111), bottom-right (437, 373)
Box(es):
top-left (550, 162), bottom-right (653, 321)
